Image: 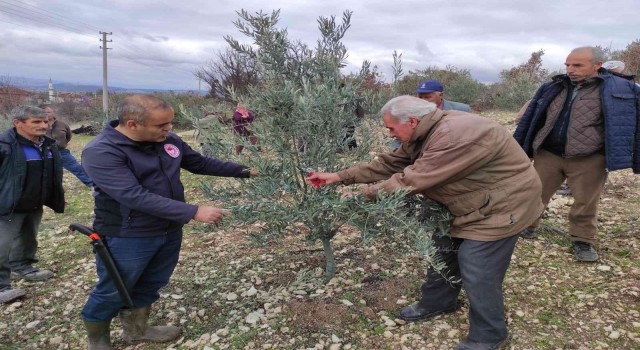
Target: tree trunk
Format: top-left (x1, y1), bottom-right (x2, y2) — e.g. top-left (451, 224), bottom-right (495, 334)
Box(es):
top-left (321, 237), bottom-right (336, 282)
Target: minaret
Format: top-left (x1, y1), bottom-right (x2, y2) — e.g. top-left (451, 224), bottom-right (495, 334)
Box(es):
top-left (48, 78), bottom-right (54, 102)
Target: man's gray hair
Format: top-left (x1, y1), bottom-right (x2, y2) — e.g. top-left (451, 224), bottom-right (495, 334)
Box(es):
top-left (571, 46), bottom-right (605, 64)
top-left (118, 94), bottom-right (171, 125)
top-left (10, 105), bottom-right (46, 122)
top-left (380, 95), bottom-right (437, 123)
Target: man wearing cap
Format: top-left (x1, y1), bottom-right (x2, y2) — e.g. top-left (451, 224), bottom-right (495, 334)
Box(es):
top-left (602, 60), bottom-right (626, 74)
top-left (416, 79), bottom-right (471, 112)
top-left (515, 46), bottom-right (640, 262)
top-left (602, 60), bottom-right (639, 87)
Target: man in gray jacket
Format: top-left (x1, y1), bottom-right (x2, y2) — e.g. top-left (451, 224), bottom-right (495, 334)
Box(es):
top-left (416, 79), bottom-right (471, 112)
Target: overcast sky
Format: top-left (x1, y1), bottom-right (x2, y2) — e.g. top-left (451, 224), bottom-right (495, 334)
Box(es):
top-left (0, 0), bottom-right (638, 91)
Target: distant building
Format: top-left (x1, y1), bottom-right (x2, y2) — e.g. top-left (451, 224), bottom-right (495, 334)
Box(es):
top-left (0, 86), bottom-right (37, 114)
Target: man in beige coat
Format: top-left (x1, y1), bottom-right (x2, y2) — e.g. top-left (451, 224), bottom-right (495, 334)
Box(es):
top-left (309, 95), bottom-right (543, 350)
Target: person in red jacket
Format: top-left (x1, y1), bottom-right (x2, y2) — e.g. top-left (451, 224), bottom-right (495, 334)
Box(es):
top-left (232, 102), bottom-right (258, 154)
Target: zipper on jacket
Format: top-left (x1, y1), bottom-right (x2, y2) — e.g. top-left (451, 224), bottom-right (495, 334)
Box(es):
top-left (158, 151), bottom-right (174, 232)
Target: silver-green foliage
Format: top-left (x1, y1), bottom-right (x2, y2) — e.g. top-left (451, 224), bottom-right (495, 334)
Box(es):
top-left (193, 9), bottom-right (449, 280)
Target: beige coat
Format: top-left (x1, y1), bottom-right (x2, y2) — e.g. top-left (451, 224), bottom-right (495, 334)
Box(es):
top-left (337, 109), bottom-right (544, 241)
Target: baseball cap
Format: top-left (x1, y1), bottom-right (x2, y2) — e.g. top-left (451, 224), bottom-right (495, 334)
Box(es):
top-left (602, 60), bottom-right (625, 71)
top-left (416, 80), bottom-right (444, 93)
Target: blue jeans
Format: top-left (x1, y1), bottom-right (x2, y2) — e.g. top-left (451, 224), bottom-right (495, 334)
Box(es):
top-left (59, 148), bottom-right (93, 186)
top-left (0, 210), bottom-right (43, 291)
top-left (82, 231), bottom-right (182, 321)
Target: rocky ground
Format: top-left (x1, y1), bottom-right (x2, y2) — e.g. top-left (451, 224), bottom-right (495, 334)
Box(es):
top-left (1, 111), bottom-right (639, 350)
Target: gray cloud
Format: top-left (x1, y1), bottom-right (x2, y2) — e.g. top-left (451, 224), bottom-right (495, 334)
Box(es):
top-left (0, 0), bottom-right (638, 90)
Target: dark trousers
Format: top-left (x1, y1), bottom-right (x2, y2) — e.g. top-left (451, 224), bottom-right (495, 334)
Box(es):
top-left (59, 148), bottom-right (93, 186)
top-left (0, 209), bottom-right (43, 291)
top-left (81, 231), bottom-right (182, 322)
top-left (418, 234), bottom-right (518, 343)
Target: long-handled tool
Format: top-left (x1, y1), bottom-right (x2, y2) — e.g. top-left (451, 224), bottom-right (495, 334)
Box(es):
top-left (69, 223), bottom-right (134, 308)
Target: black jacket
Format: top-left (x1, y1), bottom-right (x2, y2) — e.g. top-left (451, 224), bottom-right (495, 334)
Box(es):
top-left (82, 121), bottom-right (250, 237)
top-left (0, 128), bottom-right (65, 218)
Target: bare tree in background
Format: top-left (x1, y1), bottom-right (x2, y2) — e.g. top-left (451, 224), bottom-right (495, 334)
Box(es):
top-left (194, 48), bottom-right (262, 100)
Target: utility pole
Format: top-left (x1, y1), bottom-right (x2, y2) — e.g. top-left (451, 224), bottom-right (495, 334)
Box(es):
top-left (100, 31), bottom-right (112, 114)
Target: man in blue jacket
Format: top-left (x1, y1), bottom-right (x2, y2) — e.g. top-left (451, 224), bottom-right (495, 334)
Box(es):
top-left (80, 95), bottom-right (256, 349)
top-left (0, 106), bottom-right (65, 303)
top-left (514, 46), bottom-right (640, 262)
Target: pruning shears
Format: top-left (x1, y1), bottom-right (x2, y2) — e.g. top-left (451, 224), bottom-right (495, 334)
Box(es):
top-left (299, 167), bottom-right (327, 188)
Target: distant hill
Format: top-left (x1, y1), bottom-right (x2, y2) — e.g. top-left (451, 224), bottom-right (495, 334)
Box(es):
top-left (3, 76), bottom-right (204, 95)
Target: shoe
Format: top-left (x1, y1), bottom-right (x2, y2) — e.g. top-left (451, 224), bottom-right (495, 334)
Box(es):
top-left (0, 288), bottom-right (26, 303)
top-left (83, 318), bottom-right (114, 350)
top-left (119, 305), bottom-right (181, 344)
top-left (455, 334), bottom-right (511, 350)
top-left (573, 241), bottom-right (599, 262)
top-left (519, 228), bottom-right (536, 239)
top-left (12, 268), bottom-right (54, 281)
top-left (399, 302), bottom-right (461, 322)
top-left (556, 184), bottom-right (572, 196)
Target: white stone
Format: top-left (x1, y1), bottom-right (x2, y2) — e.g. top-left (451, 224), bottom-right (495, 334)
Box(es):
top-left (597, 265), bottom-right (612, 272)
top-left (245, 310), bottom-right (265, 324)
top-left (340, 299), bottom-right (353, 306)
top-left (246, 286), bottom-right (258, 297)
top-left (26, 320), bottom-right (40, 329)
top-left (609, 331), bottom-right (621, 339)
top-left (226, 293), bottom-right (238, 301)
top-left (49, 336), bottom-right (63, 345)
top-left (331, 334), bottom-right (342, 343)
top-left (171, 294), bottom-right (184, 300)
top-left (515, 310), bottom-right (525, 317)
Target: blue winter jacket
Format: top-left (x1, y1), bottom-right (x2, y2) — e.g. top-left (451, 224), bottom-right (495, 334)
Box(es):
top-left (514, 69), bottom-right (640, 172)
top-left (82, 121), bottom-right (250, 237)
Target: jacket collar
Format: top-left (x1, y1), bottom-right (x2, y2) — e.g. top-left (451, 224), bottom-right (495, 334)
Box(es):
top-left (102, 120), bottom-right (171, 153)
top-left (2, 127), bottom-right (56, 147)
top-left (408, 108), bottom-right (446, 145)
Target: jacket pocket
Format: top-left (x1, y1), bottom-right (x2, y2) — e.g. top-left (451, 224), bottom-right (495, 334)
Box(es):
top-left (446, 191), bottom-right (490, 227)
top-left (448, 189), bottom-right (512, 228)
top-left (611, 93), bottom-right (636, 116)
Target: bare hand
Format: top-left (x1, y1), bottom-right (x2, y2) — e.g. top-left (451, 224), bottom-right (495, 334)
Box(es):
top-left (306, 172), bottom-right (341, 187)
top-left (249, 168), bottom-right (259, 177)
top-left (193, 206), bottom-right (231, 224)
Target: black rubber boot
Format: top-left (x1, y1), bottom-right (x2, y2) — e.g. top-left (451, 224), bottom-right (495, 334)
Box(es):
top-left (119, 306), bottom-right (181, 344)
top-left (83, 319), bottom-right (113, 350)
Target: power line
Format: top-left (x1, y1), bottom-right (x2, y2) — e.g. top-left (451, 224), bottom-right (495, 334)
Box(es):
top-left (0, 5), bottom-right (95, 38)
top-left (0, 0), bottom-right (201, 86)
top-left (0, 0), bottom-right (101, 32)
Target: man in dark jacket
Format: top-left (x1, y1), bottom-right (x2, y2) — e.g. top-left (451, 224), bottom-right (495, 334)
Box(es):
top-left (514, 46), bottom-right (640, 262)
top-left (80, 95), bottom-right (256, 349)
top-left (0, 106), bottom-right (65, 303)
